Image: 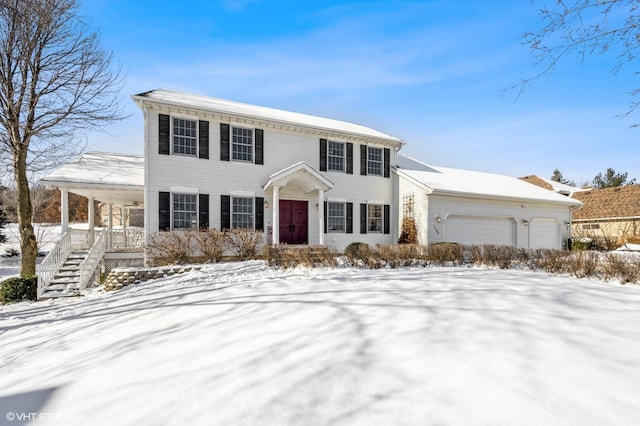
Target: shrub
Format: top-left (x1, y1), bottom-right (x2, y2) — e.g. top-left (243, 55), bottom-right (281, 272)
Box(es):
top-left (344, 242), bottom-right (379, 268)
top-left (4, 248), bottom-right (19, 257)
top-left (225, 229), bottom-right (264, 261)
top-left (398, 217), bottom-right (418, 244)
top-left (146, 232), bottom-right (193, 265)
top-left (192, 229), bottom-right (226, 263)
top-left (376, 244), bottom-right (426, 268)
top-left (572, 237), bottom-right (593, 251)
top-left (565, 250), bottom-right (600, 278)
top-left (427, 242), bottom-right (464, 265)
top-left (1, 276), bottom-right (37, 304)
top-left (532, 249), bottom-right (569, 274)
top-left (602, 253), bottom-right (640, 284)
top-left (265, 246), bottom-right (337, 269)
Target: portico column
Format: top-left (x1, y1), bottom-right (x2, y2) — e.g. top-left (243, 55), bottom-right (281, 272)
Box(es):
top-left (121, 207), bottom-right (127, 248)
top-left (88, 197), bottom-right (95, 246)
top-left (107, 203), bottom-right (113, 249)
top-left (60, 188), bottom-right (69, 235)
top-left (318, 189), bottom-right (325, 245)
top-left (272, 186), bottom-right (280, 246)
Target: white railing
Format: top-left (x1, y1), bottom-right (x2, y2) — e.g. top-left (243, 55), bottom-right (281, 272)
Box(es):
top-left (110, 228), bottom-right (145, 250)
top-left (79, 231), bottom-right (107, 290)
top-left (70, 228), bottom-right (91, 250)
top-left (37, 230), bottom-right (73, 299)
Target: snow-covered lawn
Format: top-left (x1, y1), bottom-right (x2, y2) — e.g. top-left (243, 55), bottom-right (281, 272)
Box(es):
top-left (1, 261), bottom-right (639, 425)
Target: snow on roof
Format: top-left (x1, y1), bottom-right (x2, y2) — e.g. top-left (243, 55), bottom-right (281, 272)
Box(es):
top-left (397, 155), bottom-right (582, 207)
top-left (521, 174), bottom-right (589, 195)
top-left (41, 152), bottom-right (144, 188)
top-left (132, 89), bottom-right (403, 144)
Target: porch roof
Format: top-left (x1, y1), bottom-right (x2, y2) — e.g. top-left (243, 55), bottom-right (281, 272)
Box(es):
top-left (41, 152), bottom-right (144, 206)
top-left (263, 162), bottom-right (334, 193)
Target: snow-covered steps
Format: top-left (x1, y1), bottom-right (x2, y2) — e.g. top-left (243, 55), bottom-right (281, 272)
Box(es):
top-left (40, 251), bottom-right (87, 299)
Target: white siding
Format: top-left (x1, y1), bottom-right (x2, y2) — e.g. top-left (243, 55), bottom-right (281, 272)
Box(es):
top-left (144, 107), bottom-right (398, 252)
top-left (426, 194), bottom-right (571, 249)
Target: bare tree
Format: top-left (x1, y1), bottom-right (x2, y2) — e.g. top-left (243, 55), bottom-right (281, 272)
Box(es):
top-left (0, 0), bottom-right (125, 276)
top-left (517, 1), bottom-right (640, 120)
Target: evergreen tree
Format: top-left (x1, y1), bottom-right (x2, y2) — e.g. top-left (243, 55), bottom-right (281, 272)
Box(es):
top-left (0, 196), bottom-right (7, 244)
top-left (592, 168), bottom-right (636, 189)
top-left (550, 169), bottom-right (571, 185)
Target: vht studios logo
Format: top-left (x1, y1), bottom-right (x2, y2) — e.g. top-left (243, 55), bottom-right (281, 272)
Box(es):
top-left (5, 411), bottom-right (81, 422)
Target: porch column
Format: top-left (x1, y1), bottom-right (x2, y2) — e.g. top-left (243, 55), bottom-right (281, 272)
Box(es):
top-left (272, 185), bottom-right (280, 246)
top-left (88, 197), bottom-right (95, 246)
top-left (60, 188), bottom-right (69, 235)
top-left (121, 207), bottom-right (127, 248)
top-left (107, 203), bottom-right (113, 249)
top-left (318, 189), bottom-right (325, 245)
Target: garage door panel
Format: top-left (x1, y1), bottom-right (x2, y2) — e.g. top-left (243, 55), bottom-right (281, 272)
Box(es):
top-left (529, 218), bottom-right (559, 249)
top-left (444, 216), bottom-right (515, 246)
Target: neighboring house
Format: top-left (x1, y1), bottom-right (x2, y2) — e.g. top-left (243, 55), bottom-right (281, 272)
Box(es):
top-left (570, 185), bottom-right (640, 246)
top-left (519, 175), bottom-right (589, 197)
top-left (397, 156), bottom-right (582, 249)
top-left (131, 89), bottom-right (404, 252)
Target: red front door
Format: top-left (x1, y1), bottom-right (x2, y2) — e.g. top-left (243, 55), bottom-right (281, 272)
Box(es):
top-left (279, 200), bottom-right (308, 245)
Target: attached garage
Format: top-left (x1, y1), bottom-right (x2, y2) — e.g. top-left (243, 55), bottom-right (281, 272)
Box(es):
top-left (443, 215), bottom-right (516, 246)
top-left (396, 156), bottom-right (582, 250)
top-left (529, 218), bottom-right (560, 249)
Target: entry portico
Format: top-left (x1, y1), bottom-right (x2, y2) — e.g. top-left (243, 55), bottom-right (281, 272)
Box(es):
top-left (263, 162), bottom-right (334, 246)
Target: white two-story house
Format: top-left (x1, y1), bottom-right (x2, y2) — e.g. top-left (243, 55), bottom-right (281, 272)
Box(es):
top-left (132, 89), bottom-right (404, 251)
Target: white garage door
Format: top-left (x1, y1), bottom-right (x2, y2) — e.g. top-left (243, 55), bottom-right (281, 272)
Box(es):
top-left (443, 216), bottom-right (515, 246)
top-left (529, 218), bottom-right (559, 249)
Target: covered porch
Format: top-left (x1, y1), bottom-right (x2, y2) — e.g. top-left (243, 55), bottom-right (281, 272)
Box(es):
top-left (263, 162), bottom-right (334, 246)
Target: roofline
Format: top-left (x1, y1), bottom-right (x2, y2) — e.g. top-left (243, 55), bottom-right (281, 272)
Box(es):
top-left (395, 168), bottom-right (582, 207)
top-left (132, 92), bottom-right (404, 147)
top-left (572, 216), bottom-right (640, 222)
top-left (40, 179), bottom-right (144, 192)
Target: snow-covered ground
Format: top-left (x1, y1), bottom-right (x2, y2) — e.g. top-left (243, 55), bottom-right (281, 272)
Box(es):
top-left (0, 223), bottom-right (63, 280)
top-left (1, 261), bottom-right (639, 425)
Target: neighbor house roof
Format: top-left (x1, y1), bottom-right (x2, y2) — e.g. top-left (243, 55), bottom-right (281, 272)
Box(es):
top-left (132, 89), bottom-right (403, 145)
top-left (397, 156), bottom-right (582, 208)
top-left (571, 185), bottom-right (640, 220)
top-left (519, 175), bottom-right (589, 196)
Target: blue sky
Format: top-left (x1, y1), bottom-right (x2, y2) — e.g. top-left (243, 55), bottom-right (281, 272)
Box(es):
top-left (82, 0), bottom-right (638, 186)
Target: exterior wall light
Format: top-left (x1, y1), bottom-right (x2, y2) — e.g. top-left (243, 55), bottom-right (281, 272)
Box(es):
top-left (434, 215), bottom-right (442, 223)
top-left (522, 219), bottom-right (529, 226)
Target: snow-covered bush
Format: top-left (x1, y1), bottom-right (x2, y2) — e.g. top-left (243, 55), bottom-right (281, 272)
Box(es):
top-left (225, 229), bottom-right (264, 261)
top-left (192, 228), bottom-right (226, 263)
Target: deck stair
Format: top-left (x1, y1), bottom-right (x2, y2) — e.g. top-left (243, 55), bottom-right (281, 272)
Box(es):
top-left (40, 251), bottom-right (88, 299)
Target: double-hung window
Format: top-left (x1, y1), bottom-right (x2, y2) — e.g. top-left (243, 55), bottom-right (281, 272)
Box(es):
top-left (328, 141), bottom-right (345, 172)
top-left (327, 202), bottom-right (345, 233)
top-left (232, 127), bottom-right (253, 162)
top-left (367, 147), bottom-right (383, 176)
top-left (173, 118), bottom-right (197, 156)
top-left (367, 204), bottom-right (383, 233)
top-left (173, 193), bottom-right (197, 230)
top-left (232, 197), bottom-right (254, 229)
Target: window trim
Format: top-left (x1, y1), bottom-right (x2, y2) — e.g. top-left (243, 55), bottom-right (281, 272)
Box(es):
top-left (327, 140), bottom-right (346, 172)
top-left (172, 192), bottom-right (198, 230)
top-left (327, 201), bottom-right (346, 233)
top-left (367, 204), bottom-right (383, 233)
top-left (231, 126), bottom-right (254, 163)
top-left (367, 146), bottom-right (383, 176)
top-left (231, 195), bottom-right (255, 230)
top-left (171, 117), bottom-right (198, 157)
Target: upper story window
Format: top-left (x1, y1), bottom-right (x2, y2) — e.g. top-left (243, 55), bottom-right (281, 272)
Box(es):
top-left (232, 127), bottom-right (253, 162)
top-left (367, 147), bottom-right (383, 176)
top-left (173, 193), bottom-right (197, 230)
top-left (367, 204), bottom-right (383, 233)
top-left (327, 202), bottom-right (345, 233)
top-left (232, 196), bottom-right (254, 229)
top-left (173, 118), bottom-right (197, 156)
top-left (328, 141), bottom-right (345, 172)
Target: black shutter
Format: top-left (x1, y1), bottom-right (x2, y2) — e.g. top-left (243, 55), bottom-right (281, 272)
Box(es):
top-left (158, 114), bottom-right (170, 155)
top-left (360, 203), bottom-right (367, 234)
top-left (255, 129), bottom-right (264, 165)
top-left (384, 148), bottom-right (390, 178)
top-left (198, 120), bottom-right (209, 159)
top-left (320, 139), bottom-right (327, 172)
top-left (221, 195), bottom-right (231, 230)
top-left (346, 143), bottom-right (353, 174)
top-left (360, 145), bottom-right (367, 175)
top-left (255, 197), bottom-right (264, 231)
top-left (220, 123), bottom-right (230, 161)
top-left (159, 191), bottom-right (170, 231)
top-left (324, 201), bottom-right (327, 233)
top-left (384, 204), bottom-right (390, 234)
top-left (199, 193), bottom-right (209, 230)
top-left (346, 202), bottom-right (353, 234)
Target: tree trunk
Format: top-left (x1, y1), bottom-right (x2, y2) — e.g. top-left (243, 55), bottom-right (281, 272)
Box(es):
top-left (14, 150), bottom-right (37, 277)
